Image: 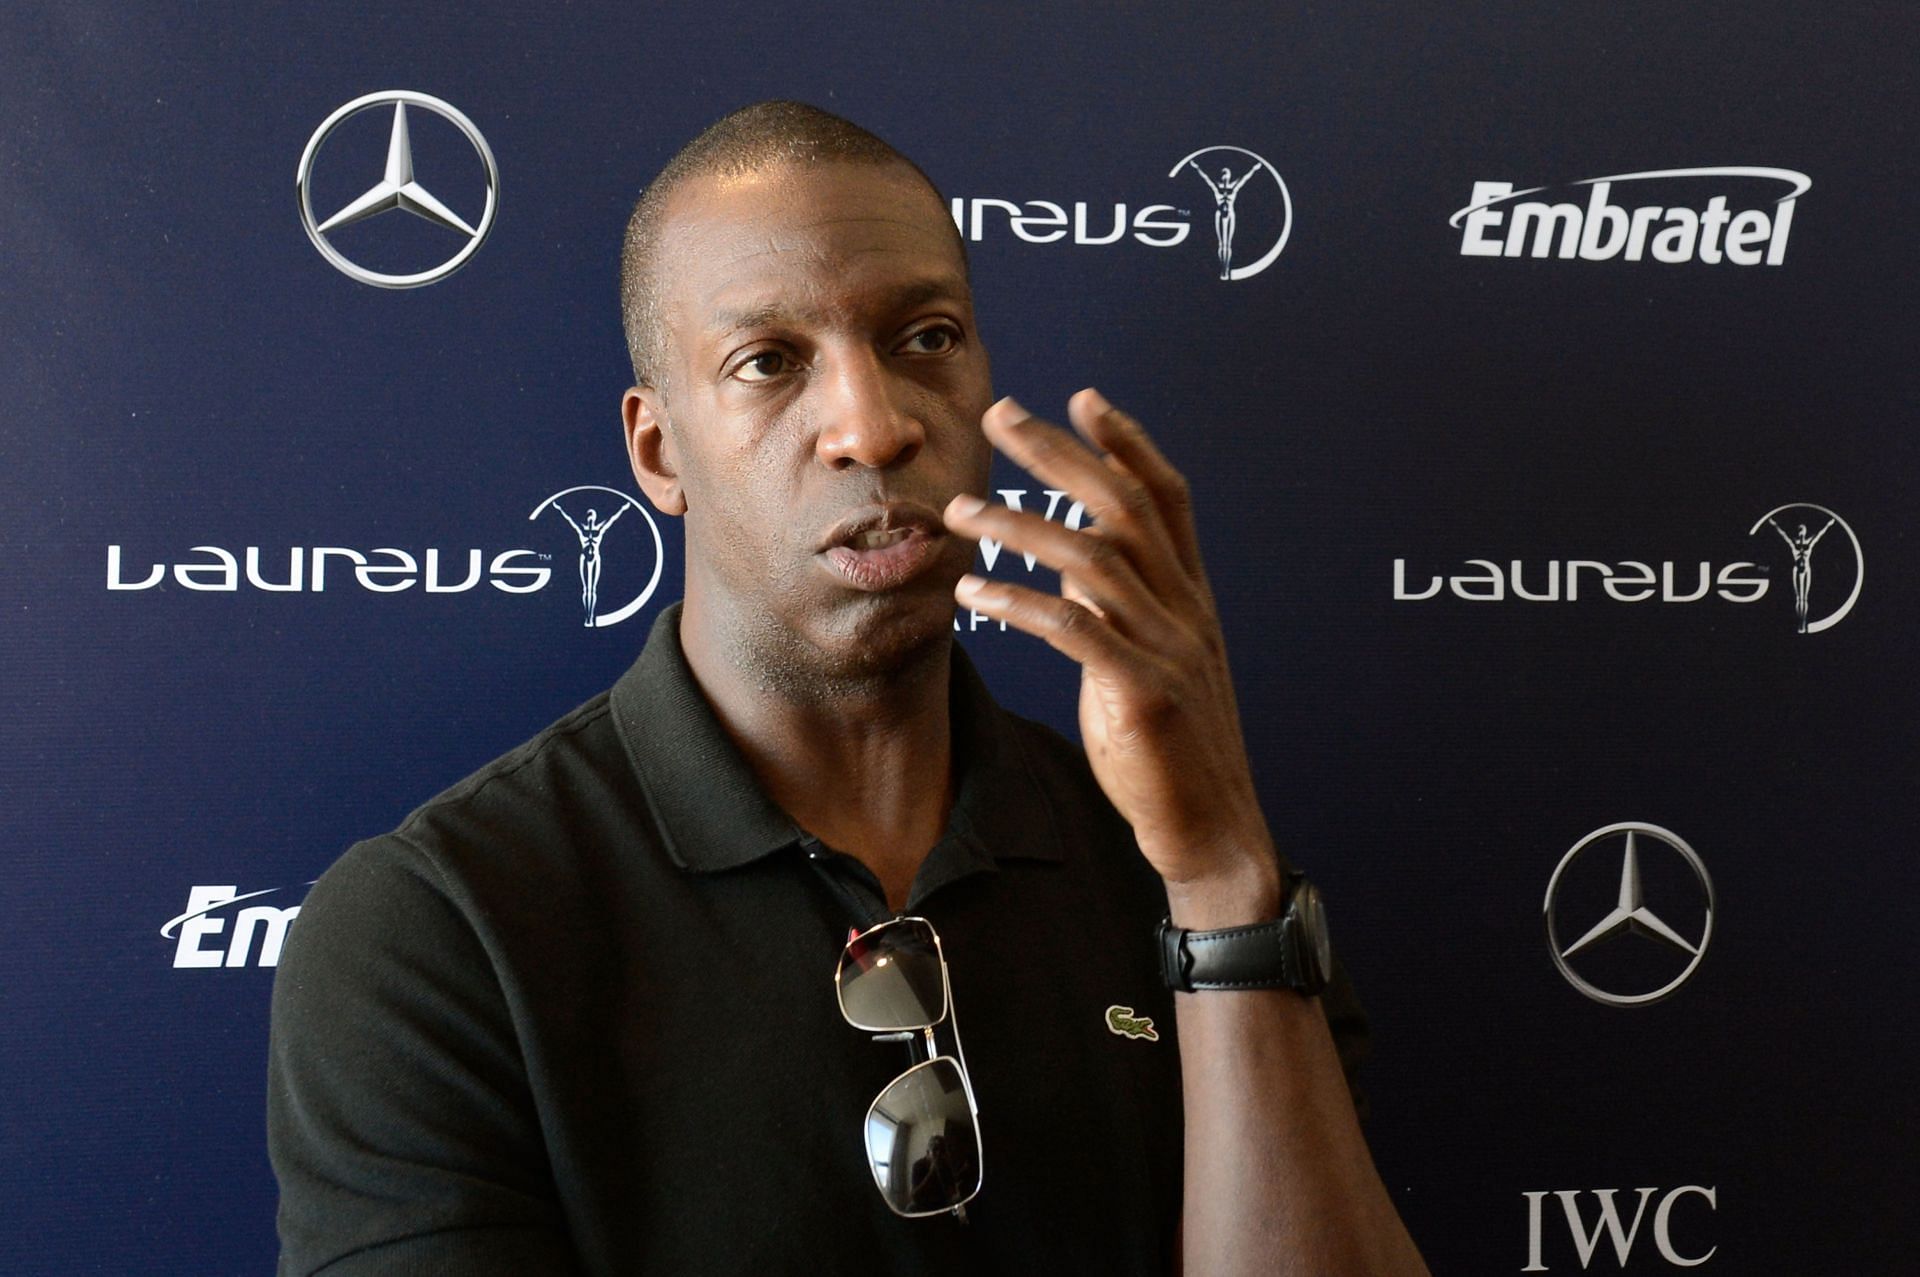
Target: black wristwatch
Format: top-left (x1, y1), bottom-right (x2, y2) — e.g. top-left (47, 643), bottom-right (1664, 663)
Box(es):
top-left (1157, 870), bottom-right (1333, 995)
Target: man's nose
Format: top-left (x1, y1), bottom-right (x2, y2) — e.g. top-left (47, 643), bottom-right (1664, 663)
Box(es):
top-left (814, 349), bottom-right (924, 470)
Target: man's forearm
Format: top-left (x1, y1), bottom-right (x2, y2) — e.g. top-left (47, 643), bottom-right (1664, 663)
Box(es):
top-left (936, 397), bottom-right (1427, 1271)
top-left (1169, 872), bottom-right (1428, 1277)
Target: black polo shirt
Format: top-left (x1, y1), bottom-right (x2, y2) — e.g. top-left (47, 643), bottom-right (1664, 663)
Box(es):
top-left (268, 604), bottom-right (1367, 1276)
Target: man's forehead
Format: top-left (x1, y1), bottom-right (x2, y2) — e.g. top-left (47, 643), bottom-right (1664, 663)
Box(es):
top-left (662, 159), bottom-right (951, 243)
top-left (656, 161), bottom-right (967, 328)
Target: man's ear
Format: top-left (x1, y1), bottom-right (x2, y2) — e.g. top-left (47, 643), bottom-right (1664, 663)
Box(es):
top-left (623, 386), bottom-right (687, 517)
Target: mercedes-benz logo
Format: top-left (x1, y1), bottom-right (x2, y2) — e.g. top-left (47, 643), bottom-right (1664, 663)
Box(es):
top-left (1543, 822), bottom-right (1715, 1007)
top-left (296, 90), bottom-right (499, 288)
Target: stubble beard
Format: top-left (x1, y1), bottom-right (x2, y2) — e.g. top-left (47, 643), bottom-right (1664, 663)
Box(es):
top-left (687, 535), bottom-right (963, 707)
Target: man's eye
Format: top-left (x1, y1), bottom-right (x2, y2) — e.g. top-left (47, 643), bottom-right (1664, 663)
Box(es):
top-left (732, 351), bottom-right (791, 382)
top-left (902, 327), bottom-right (958, 355)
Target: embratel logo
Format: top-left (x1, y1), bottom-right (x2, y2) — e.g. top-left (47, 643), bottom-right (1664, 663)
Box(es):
top-left (949, 144), bottom-right (1292, 280)
top-left (297, 90), bottom-right (499, 288)
top-left (105, 484), bottom-right (665, 630)
top-left (163, 884), bottom-right (309, 969)
top-left (1392, 504), bottom-right (1862, 633)
top-left (1543, 823), bottom-right (1714, 1007)
top-left (1451, 166), bottom-right (1808, 265)
top-left (1524, 1185), bottom-right (1718, 1271)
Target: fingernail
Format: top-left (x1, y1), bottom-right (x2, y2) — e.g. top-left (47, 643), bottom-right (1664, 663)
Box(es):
top-left (947, 494), bottom-right (986, 520)
top-left (988, 396), bottom-right (1029, 425)
top-left (955, 573), bottom-right (987, 599)
top-left (1081, 387), bottom-right (1113, 415)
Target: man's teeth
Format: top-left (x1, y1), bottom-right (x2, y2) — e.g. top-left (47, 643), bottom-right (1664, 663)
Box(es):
top-left (850, 528), bottom-right (913, 551)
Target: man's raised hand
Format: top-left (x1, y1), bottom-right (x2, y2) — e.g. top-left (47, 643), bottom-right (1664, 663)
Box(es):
top-left (942, 390), bottom-right (1281, 925)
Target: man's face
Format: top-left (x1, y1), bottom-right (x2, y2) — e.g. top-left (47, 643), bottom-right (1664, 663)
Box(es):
top-left (642, 160), bottom-right (993, 675)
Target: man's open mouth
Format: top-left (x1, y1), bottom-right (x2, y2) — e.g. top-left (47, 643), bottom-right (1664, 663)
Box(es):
top-left (818, 504), bottom-right (949, 592)
top-left (847, 527), bottom-right (915, 552)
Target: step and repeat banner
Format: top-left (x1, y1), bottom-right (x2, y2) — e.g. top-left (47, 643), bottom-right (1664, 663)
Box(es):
top-left (4, 3), bottom-right (1914, 1273)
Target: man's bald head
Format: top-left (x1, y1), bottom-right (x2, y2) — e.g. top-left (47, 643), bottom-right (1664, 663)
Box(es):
top-left (618, 101), bottom-right (963, 390)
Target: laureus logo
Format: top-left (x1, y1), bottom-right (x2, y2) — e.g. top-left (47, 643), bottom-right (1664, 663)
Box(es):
top-left (104, 484), bottom-right (665, 633)
top-left (296, 89), bottom-right (499, 288)
top-left (1748, 503), bottom-right (1862, 634)
top-left (946, 144), bottom-right (1292, 280)
top-left (1169, 146), bottom-right (1293, 280)
top-left (1392, 502), bottom-right (1865, 634)
top-left (529, 486), bottom-right (664, 628)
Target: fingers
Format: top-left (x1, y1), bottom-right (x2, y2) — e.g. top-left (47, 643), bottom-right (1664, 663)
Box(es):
top-left (980, 396), bottom-right (1194, 603)
top-left (944, 493), bottom-right (1183, 647)
top-left (1066, 388), bottom-right (1207, 585)
top-left (954, 572), bottom-right (1150, 676)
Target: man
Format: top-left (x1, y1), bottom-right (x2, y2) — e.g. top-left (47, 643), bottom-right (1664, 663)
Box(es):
top-left (268, 101), bottom-right (1427, 1276)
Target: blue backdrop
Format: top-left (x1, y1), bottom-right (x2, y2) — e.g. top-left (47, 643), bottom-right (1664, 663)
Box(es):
top-left (4, 2), bottom-right (1915, 1272)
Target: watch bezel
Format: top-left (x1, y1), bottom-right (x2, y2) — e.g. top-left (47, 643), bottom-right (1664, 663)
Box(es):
top-left (1286, 877), bottom-right (1333, 995)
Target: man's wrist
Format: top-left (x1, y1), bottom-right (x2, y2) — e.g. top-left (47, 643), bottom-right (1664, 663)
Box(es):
top-left (1163, 851), bottom-right (1285, 930)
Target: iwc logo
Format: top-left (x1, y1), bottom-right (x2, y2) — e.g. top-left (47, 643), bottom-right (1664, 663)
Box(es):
top-left (296, 90), bottom-right (499, 288)
top-left (1543, 823), bottom-right (1714, 1007)
top-left (529, 486), bottom-right (665, 628)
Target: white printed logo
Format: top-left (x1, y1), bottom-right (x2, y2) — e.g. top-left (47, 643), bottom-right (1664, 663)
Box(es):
top-left (1452, 167), bottom-right (1808, 265)
top-left (1524, 1185), bottom-right (1717, 1270)
top-left (1543, 823), bottom-right (1713, 1007)
top-left (948, 145), bottom-right (1292, 279)
top-left (1748, 503), bottom-right (1862, 633)
top-left (529, 486), bottom-right (665, 628)
top-left (955, 488), bottom-right (1087, 634)
top-left (105, 485), bottom-right (665, 630)
top-left (297, 90), bottom-right (499, 288)
top-left (163, 884), bottom-right (308, 969)
top-left (1169, 146), bottom-right (1293, 280)
top-left (106, 543), bottom-right (550, 595)
top-left (1392, 504), bottom-right (1862, 633)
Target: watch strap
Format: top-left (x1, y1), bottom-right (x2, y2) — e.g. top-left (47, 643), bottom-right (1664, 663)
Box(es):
top-left (1158, 914), bottom-right (1303, 992)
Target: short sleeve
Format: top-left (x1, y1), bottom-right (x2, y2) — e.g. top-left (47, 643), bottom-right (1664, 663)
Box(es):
top-left (266, 835), bottom-right (582, 1276)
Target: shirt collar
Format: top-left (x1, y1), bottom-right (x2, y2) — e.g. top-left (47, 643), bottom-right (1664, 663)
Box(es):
top-left (610, 603), bottom-right (1065, 874)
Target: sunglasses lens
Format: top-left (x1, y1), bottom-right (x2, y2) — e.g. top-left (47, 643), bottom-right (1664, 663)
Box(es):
top-left (864, 1057), bottom-right (980, 1215)
top-left (838, 919), bottom-right (947, 1032)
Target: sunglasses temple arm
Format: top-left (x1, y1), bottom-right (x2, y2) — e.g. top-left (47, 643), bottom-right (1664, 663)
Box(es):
top-left (941, 961), bottom-right (980, 1118)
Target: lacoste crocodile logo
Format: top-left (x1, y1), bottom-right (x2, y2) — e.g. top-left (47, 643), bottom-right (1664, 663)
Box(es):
top-left (1105, 1005), bottom-right (1159, 1041)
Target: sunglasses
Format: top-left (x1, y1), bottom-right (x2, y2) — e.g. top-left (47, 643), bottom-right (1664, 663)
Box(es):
top-left (834, 916), bottom-right (983, 1219)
